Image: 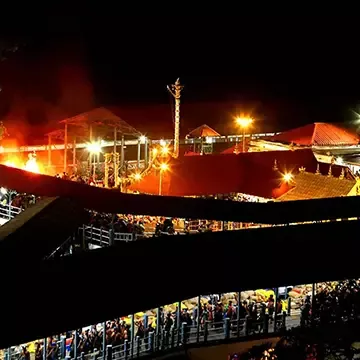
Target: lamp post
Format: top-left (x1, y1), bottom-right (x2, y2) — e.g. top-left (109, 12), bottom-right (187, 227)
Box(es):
top-left (236, 117), bottom-right (253, 153)
top-left (138, 135), bottom-right (147, 170)
top-left (159, 163), bottom-right (169, 196)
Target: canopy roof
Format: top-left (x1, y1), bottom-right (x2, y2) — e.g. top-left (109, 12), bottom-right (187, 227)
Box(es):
top-left (269, 123), bottom-right (360, 147)
top-left (58, 107), bottom-right (140, 136)
top-left (187, 124), bottom-right (220, 138)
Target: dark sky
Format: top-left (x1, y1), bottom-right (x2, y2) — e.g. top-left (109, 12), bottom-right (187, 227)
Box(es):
top-left (1, 16), bottom-right (360, 141)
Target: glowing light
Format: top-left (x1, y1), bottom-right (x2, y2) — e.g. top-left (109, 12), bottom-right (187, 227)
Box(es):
top-left (24, 158), bottom-right (40, 173)
top-left (4, 161), bottom-right (16, 168)
top-left (152, 148), bottom-right (158, 156)
top-left (160, 163), bottom-right (169, 171)
top-left (236, 117), bottom-right (253, 128)
top-left (86, 142), bottom-right (102, 153)
top-left (133, 173), bottom-right (142, 181)
top-left (0, 187), bottom-right (7, 195)
top-left (139, 135), bottom-right (147, 144)
top-left (283, 173), bottom-right (293, 182)
top-left (161, 146), bottom-right (169, 155)
top-left (337, 156), bottom-right (344, 164)
top-left (159, 139), bottom-right (166, 147)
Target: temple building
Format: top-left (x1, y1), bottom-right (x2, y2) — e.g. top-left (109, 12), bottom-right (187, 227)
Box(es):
top-left (276, 166), bottom-right (359, 201)
top-left (128, 149), bottom-right (357, 201)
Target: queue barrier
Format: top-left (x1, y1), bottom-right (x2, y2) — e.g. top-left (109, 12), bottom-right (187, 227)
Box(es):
top-left (69, 312), bottom-right (296, 360)
top-left (3, 295), bottom-right (298, 360)
top-left (82, 225), bottom-right (134, 247)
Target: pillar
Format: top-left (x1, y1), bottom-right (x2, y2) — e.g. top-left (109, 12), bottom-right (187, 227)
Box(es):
top-left (104, 153), bottom-right (111, 188)
top-left (114, 153), bottom-right (119, 188)
top-left (144, 138), bottom-right (148, 168)
top-left (113, 127), bottom-right (117, 154)
top-left (72, 138), bottom-right (76, 170)
top-left (64, 122), bottom-right (68, 172)
top-left (137, 139), bottom-right (141, 169)
top-left (47, 135), bottom-right (52, 168)
top-left (120, 135), bottom-right (125, 168)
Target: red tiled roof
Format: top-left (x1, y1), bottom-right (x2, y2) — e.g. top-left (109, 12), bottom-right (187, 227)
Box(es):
top-left (278, 172), bottom-right (356, 201)
top-left (269, 123), bottom-right (360, 146)
top-left (130, 149), bottom-right (349, 198)
top-left (187, 124), bottom-right (221, 138)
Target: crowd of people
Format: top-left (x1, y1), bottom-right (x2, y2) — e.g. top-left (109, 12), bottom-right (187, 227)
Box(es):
top-left (87, 211), bottom-right (185, 237)
top-left (5, 289), bottom-right (298, 359)
top-left (234, 279), bottom-right (360, 360)
top-left (6, 280), bottom-right (360, 360)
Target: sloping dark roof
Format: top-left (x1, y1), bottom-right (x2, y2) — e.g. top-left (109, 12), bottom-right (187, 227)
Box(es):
top-left (269, 123), bottom-right (360, 146)
top-left (278, 172), bottom-right (357, 201)
top-left (187, 124), bottom-right (221, 138)
top-left (1, 164), bottom-right (360, 223)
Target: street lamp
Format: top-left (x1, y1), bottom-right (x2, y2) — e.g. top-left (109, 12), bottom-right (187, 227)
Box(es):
top-left (159, 163), bottom-right (169, 196)
top-left (283, 173), bottom-right (293, 183)
top-left (235, 117), bottom-right (253, 153)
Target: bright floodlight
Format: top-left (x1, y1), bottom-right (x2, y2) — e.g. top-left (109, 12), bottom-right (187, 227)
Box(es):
top-left (134, 173), bottom-right (142, 181)
top-left (0, 187), bottom-right (7, 195)
top-left (236, 117), bottom-right (253, 128)
top-left (139, 135), bottom-right (147, 144)
top-left (161, 146), bottom-right (169, 155)
top-left (283, 173), bottom-right (293, 182)
top-left (160, 163), bottom-right (169, 171)
top-left (87, 142), bottom-right (102, 153)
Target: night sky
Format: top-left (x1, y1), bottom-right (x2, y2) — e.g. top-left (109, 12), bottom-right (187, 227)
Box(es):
top-left (0, 16), bottom-right (359, 142)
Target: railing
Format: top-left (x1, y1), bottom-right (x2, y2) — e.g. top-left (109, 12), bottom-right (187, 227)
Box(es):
top-left (82, 225), bottom-right (134, 247)
top-left (0, 204), bottom-right (21, 222)
top-left (5, 277), bottom-right (344, 360)
top-left (4, 305), bottom-right (300, 360)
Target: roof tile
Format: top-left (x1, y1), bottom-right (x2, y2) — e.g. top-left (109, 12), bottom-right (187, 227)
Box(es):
top-left (278, 172), bottom-right (356, 201)
top-left (270, 123), bottom-right (359, 146)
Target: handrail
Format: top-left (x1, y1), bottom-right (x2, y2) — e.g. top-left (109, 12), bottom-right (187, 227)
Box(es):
top-left (0, 204), bottom-right (21, 221)
top-left (1, 203), bottom-right (359, 248)
top-left (5, 295), bottom-right (300, 360)
top-left (82, 225), bottom-right (134, 246)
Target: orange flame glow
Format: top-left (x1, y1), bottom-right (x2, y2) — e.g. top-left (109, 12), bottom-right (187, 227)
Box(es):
top-left (24, 158), bottom-right (40, 173)
top-left (4, 161), bottom-right (16, 168)
top-left (2, 156), bottom-right (42, 174)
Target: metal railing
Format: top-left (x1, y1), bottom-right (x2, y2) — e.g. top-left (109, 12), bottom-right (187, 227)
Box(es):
top-left (4, 309), bottom-right (299, 360)
top-left (82, 225), bottom-right (134, 247)
top-left (0, 204), bottom-right (21, 221)
top-left (6, 278), bottom-right (340, 360)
